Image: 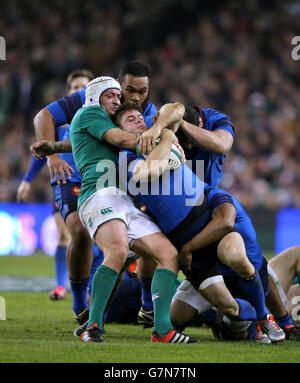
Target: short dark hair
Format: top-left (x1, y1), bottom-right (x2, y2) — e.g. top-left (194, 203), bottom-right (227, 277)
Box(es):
top-left (118, 62), bottom-right (150, 83)
top-left (113, 101), bottom-right (143, 127)
top-left (183, 105), bottom-right (200, 126)
top-left (66, 69), bottom-right (94, 90)
top-left (176, 105), bottom-right (200, 144)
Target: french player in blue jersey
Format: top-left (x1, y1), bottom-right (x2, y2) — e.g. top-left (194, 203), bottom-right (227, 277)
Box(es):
top-left (173, 103), bottom-right (296, 338)
top-left (17, 69), bottom-right (94, 301)
top-left (176, 105), bottom-right (234, 187)
top-left (134, 101), bottom-right (236, 326)
top-left (17, 139), bottom-right (70, 301)
top-left (115, 102), bottom-right (286, 342)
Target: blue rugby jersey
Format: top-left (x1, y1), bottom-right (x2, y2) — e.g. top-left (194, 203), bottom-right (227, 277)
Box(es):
top-left (119, 150), bottom-right (207, 233)
top-left (184, 107), bottom-right (234, 187)
top-left (119, 149), bottom-right (263, 276)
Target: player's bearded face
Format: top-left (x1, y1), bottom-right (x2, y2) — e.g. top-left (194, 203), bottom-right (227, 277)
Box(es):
top-left (120, 109), bottom-right (147, 134)
top-left (100, 89), bottom-right (122, 117)
top-left (121, 74), bottom-right (149, 107)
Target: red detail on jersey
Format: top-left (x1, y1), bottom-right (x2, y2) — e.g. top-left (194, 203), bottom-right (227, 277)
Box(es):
top-left (72, 186), bottom-right (81, 196)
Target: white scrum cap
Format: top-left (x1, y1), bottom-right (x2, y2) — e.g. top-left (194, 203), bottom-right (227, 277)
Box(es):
top-left (83, 76), bottom-right (121, 107)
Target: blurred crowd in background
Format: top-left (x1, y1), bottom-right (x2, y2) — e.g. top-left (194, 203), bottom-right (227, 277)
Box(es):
top-left (0, 0), bottom-right (299, 210)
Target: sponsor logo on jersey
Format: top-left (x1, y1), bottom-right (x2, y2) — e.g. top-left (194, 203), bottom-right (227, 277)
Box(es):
top-left (101, 207), bottom-right (113, 215)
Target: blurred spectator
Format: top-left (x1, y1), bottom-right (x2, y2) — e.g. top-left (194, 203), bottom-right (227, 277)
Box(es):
top-left (0, 0), bottom-right (299, 209)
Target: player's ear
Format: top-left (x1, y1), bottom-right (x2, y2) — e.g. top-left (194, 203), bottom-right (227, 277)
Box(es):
top-left (199, 117), bottom-right (203, 128)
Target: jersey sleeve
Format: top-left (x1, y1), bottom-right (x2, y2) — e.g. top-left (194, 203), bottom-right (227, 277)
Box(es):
top-left (205, 187), bottom-right (235, 212)
top-left (62, 125), bottom-right (71, 140)
top-left (23, 157), bottom-right (47, 182)
top-left (46, 88), bottom-right (86, 126)
top-left (204, 108), bottom-right (235, 137)
top-left (78, 107), bottom-right (117, 141)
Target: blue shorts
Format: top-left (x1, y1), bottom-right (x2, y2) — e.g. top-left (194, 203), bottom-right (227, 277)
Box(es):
top-left (52, 181), bottom-right (81, 221)
top-left (167, 200), bottom-right (222, 290)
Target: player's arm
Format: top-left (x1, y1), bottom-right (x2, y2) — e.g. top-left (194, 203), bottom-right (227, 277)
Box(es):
top-left (29, 138), bottom-right (74, 184)
top-left (16, 157), bottom-right (47, 202)
top-left (180, 119), bottom-right (233, 155)
top-left (138, 102), bottom-right (185, 155)
top-left (30, 139), bottom-right (72, 159)
top-left (179, 203), bottom-right (236, 272)
top-left (33, 89), bottom-right (84, 183)
top-left (101, 127), bottom-right (138, 151)
top-left (132, 129), bottom-right (177, 182)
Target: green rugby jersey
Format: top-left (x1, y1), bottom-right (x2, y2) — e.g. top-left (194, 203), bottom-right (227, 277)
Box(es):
top-left (70, 105), bottom-right (120, 208)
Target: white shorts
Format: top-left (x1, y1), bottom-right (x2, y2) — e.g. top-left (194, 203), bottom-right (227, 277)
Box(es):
top-left (78, 186), bottom-right (161, 247)
top-left (267, 264), bottom-right (287, 306)
top-left (172, 279), bottom-right (214, 314)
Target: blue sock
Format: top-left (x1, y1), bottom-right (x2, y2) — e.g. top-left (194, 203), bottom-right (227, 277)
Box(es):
top-left (88, 244), bottom-right (104, 296)
top-left (235, 298), bottom-right (257, 320)
top-left (54, 246), bottom-right (68, 287)
top-left (70, 278), bottom-right (89, 316)
top-left (275, 312), bottom-right (293, 329)
top-left (139, 277), bottom-right (153, 311)
top-left (238, 273), bottom-right (269, 320)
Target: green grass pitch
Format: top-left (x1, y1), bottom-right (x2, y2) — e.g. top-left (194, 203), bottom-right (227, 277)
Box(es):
top-left (0, 253), bottom-right (300, 364)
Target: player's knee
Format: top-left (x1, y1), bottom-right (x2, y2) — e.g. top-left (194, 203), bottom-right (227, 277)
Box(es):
top-left (225, 249), bottom-right (254, 278)
top-left (159, 243), bottom-right (178, 264)
top-left (103, 243), bottom-right (129, 271)
top-left (216, 299), bottom-right (239, 318)
top-left (70, 224), bottom-right (90, 245)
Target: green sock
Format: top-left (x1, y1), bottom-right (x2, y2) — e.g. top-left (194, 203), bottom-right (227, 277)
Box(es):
top-left (87, 265), bottom-right (118, 329)
top-left (151, 268), bottom-right (178, 334)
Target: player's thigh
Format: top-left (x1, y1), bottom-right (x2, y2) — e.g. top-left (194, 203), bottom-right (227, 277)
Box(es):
top-left (65, 210), bottom-right (90, 243)
top-left (170, 299), bottom-right (199, 328)
top-left (132, 232), bottom-right (178, 273)
top-left (269, 247), bottom-right (300, 292)
top-left (171, 280), bottom-right (212, 327)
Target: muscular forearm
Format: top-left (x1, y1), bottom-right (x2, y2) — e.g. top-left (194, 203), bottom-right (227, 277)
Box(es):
top-left (185, 218), bottom-right (233, 252)
top-left (134, 132), bottom-right (173, 181)
top-left (102, 128), bottom-right (137, 152)
top-left (151, 103), bottom-right (185, 135)
top-left (184, 203), bottom-right (236, 252)
top-left (34, 108), bottom-right (56, 141)
top-left (53, 139), bottom-right (72, 153)
top-left (180, 120), bottom-right (233, 155)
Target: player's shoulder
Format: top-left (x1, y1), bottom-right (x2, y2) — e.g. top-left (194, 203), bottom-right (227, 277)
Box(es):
top-left (202, 107), bottom-right (231, 121)
top-left (73, 106), bottom-right (109, 125)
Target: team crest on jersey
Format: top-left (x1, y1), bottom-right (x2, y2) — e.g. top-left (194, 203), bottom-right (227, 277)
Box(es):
top-left (72, 186), bottom-right (81, 196)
